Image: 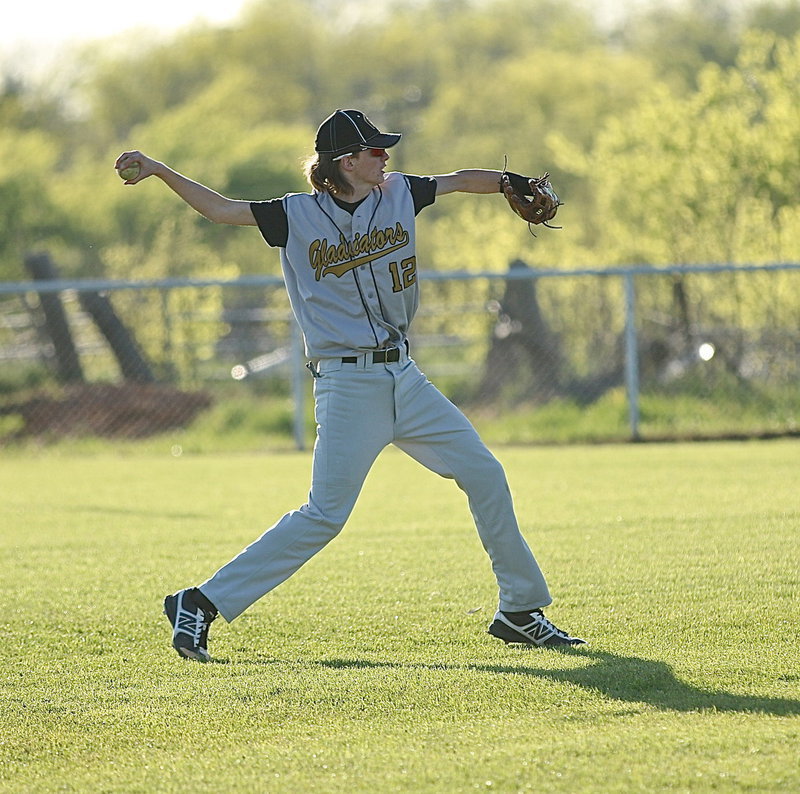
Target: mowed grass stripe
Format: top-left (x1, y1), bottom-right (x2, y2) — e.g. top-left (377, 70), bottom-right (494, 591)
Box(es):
top-left (1, 441), bottom-right (798, 792)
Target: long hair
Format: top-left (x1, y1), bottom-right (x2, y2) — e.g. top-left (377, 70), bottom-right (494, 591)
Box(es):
top-left (303, 152), bottom-right (353, 196)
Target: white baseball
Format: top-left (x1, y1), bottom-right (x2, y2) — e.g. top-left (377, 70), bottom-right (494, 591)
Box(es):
top-left (117, 163), bottom-right (140, 181)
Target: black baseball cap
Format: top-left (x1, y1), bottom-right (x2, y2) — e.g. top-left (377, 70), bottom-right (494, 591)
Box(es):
top-left (315, 109), bottom-right (401, 156)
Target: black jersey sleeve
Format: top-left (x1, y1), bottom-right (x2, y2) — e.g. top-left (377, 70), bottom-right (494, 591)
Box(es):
top-left (404, 175), bottom-right (437, 215)
top-left (250, 199), bottom-right (289, 248)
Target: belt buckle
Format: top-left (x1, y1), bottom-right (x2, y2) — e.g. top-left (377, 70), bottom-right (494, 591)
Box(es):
top-left (374, 347), bottom-right (400, 363)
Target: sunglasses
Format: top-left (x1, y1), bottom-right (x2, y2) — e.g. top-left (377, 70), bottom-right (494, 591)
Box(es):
top-left (331, 147), bottom-right (387, 161)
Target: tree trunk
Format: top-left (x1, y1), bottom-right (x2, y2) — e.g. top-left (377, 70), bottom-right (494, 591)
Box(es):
top-left (478, 259), bottom-right (563, 404)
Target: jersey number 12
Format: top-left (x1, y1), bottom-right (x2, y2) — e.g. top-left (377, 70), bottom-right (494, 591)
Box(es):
top-left (388, 256), bottom-right (417, 293)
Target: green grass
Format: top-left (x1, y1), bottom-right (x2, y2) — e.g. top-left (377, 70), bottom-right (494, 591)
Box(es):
top-left (471, 385), bottom-right (800, 445)
top-left (1, 441), bottom-right (799, 792)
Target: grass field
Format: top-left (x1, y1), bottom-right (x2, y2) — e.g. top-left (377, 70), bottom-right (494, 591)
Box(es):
top-left (1, 440), bottom-right (798, 792)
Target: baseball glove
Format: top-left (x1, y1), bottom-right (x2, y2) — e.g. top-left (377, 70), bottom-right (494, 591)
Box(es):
top-left (501, 172), bottom-right (561, 227)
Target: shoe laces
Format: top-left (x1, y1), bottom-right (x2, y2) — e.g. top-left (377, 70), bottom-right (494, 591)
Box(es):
top-left (529, 609), bottom-right (570, 639)
top-left (190, 610), bottom-right (207, 645)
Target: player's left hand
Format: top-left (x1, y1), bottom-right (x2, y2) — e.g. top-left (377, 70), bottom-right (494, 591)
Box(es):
top-left (502, 172), bottom-right (561, 226)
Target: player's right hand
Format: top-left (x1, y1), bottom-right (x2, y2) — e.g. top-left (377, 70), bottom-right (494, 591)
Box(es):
top-left (114, 150), bottom-right (159, 184)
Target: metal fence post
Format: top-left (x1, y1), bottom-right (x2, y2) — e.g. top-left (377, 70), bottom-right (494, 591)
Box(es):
top-left (623, 273), bottom-right (641, 440)
top-left (291, 320), bottom-right (306, 450)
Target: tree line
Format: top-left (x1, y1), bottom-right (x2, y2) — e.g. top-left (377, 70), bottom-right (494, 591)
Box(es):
top-left (1, 0), bottom-right (799, 283)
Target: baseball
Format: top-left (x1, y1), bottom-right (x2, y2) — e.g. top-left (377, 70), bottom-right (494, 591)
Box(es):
top-left (117, 163), bottom-right (140, 181)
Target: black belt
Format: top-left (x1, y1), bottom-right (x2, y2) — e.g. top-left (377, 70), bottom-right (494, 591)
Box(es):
top-left (342, 347), bottom-right (401, 364)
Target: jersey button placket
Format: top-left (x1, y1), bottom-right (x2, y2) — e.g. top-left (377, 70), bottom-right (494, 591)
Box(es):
top-left (354, 215), bottom-right (375, 299)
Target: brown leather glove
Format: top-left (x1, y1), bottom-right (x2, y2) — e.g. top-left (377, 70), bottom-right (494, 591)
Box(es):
top-left (501, 172), bottom-right (561, 226)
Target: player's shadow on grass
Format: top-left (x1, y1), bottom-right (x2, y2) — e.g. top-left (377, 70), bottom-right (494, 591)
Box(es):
top-left (480, 647), bottom-right (800, 716)
top-left (316, 649), bottom-right (800, 716)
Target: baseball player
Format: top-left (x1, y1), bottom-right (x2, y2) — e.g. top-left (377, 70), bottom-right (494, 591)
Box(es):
top-left (116, 109), bottom-right (584, 661)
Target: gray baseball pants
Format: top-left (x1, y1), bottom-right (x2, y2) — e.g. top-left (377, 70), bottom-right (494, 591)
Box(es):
top-left (199, 350), bottom-right (551, 621)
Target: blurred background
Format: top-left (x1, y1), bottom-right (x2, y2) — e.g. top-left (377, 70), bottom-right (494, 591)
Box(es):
top-left (1, 0), bottom-right (798, 449)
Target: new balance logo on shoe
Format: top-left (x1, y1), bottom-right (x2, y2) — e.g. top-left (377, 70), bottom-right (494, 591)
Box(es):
top-left (163, 588), bottom-right (218, 662)
top-left (488, 609), bottom-right (586, 647)
top-left (521, 618), bottom-right (558, 643)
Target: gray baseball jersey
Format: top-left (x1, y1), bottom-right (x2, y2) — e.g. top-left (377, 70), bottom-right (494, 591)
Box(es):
top-left (251, 172), bottom-right (435, 358)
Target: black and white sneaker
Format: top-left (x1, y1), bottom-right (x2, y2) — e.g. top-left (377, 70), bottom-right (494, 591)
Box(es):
top-left (163, 588), bottom-right (218, 662)
top-left (488, 609), bottom-right (586, 647)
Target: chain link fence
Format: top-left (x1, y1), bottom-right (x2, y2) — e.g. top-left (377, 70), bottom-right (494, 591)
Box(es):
top-left (1, 254), bottom-right (798, 449)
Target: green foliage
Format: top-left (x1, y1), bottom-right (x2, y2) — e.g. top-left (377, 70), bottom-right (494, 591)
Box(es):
top-left (0, 128), bottom-right (69, 278)
top-left (2, 0), bottom-right (799, 283)
top-left (617, 0), bottom-right (742, 90)
top-left (552, 30), bottom-right (800, 268)
top-left (748, 0), bottom-right (800, 37)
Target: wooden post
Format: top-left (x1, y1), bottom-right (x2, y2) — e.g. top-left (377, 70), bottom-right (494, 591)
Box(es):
top-left (79, 291), bottom-right (156, 383)
top-left (24, 252), bottom-right (84, 383)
